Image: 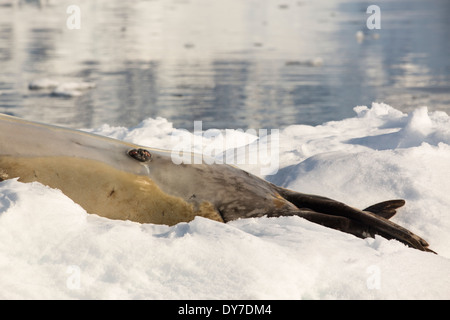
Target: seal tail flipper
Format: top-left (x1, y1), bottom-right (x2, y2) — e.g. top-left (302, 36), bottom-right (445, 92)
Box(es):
top-left (290, 207), bottom-right (436, 254)
top-left (274, 187), bottom-right (435, 253)
top-left (282, 207), bottom-right (377, 239)
top-left (363, 199), bottom-right (405, 219)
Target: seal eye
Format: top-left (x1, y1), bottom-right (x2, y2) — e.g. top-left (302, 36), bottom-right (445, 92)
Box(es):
top-left (128, 148), bottom-right (151, 162)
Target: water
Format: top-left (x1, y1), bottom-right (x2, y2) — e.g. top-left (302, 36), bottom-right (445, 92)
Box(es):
top-left (0, 0), bottom-right (449, 130)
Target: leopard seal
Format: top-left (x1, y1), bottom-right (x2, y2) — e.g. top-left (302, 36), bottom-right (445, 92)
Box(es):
top-left (0, 113), bottom-right (434, 253)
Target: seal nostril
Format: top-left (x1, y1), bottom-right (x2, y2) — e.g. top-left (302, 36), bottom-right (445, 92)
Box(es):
top-left (128, 148), bottom-right (152, 162)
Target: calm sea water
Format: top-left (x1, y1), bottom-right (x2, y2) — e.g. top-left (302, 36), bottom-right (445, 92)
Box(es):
top-left (0, 0), bottom-right (449, 130)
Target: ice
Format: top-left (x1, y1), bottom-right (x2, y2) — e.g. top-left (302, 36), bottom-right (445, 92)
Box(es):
top-left (51, 82), bottom-right (96, 98)
top-left (28, 78), bottom-right (95, 97)
top-left (28, 78), bottom-right (60, 90)
top-left (0, 103), bottom-right (449, 299)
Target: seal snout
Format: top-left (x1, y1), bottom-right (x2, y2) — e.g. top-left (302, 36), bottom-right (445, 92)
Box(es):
top-left (128, 148), bottom-right (152, 162)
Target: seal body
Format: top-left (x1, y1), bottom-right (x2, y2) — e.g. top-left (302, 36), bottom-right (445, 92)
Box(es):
top-left (0, 114), bottom-right (434, 252)
top-left (0, 113), bottom-right (294, 225)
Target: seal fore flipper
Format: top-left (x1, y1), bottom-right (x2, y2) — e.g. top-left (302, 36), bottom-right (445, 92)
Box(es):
top-left (275, 187), bottom-right (435, 253)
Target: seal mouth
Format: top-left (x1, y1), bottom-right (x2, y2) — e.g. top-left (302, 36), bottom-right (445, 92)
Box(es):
top-left (128, 148), bottom-right (152, 162)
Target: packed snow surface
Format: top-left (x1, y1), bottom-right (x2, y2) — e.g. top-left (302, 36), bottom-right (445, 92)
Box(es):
top-left (1, 103), bottom-right (449, 299)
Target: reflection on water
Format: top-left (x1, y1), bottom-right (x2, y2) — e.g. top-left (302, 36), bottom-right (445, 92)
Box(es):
top-left (0, 0), bottom-right (449, 130)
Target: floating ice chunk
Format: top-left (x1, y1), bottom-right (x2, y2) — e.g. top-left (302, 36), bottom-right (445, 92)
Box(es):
top-left (285, 57), bottom-right (324, 67)
top-left (29, 78), bottom-right (95, 97)
top-left (309, 57), bottom-right (324, 67)
top-left (28, 78), bottom-right (60, 90)
top-left (51, 82), bottom-right (96, 97)
top-left (355, 30), bottom-right (364, 43)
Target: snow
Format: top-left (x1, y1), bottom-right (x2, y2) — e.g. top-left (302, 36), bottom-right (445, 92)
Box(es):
top-left (1, 102), bottom-right (450, 299)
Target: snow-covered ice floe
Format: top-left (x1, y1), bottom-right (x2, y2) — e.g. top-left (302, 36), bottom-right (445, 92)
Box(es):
top-left (0, 103), bottom-right (449, 299)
